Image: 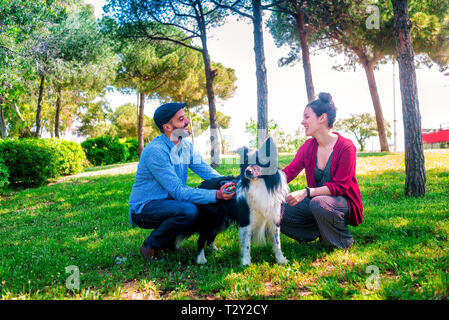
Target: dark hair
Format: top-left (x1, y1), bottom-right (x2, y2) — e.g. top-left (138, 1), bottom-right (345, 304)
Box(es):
top-left (306, 92), bottom-right (337, 128)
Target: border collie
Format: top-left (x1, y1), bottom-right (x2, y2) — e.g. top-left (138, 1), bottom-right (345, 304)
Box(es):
top-left (178, 137), bottom-right (290, 266)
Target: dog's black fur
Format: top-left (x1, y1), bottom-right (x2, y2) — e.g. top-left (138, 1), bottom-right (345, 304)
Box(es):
top-left (187, 175), bottom-right (240, 252)
top-left (178, 137), bottom-right (289, 265)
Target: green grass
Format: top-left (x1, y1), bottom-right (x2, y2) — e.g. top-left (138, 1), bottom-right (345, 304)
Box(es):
top-left (1, 151), bottom-right (448, 300)
top-left (356, 151), bottom-right (395, 157)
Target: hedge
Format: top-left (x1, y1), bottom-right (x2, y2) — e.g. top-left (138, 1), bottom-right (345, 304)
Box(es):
top-left (0, 139), bottom-right (58, 187)
top-left (43, 138), bottom-right (86, 176)
top-left (0, 153), bottom-right (9, 193)
top-left (121, 137), bottom-right (139, 162)
top-left (0, 138), bottom-right (86, 188)
top-left (81, 136), bottom-right (138, 166)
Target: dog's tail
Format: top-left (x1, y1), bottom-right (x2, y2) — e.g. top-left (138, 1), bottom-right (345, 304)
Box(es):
top-left (251, 219), bottom-right (276, 245)
top-left (175, 224), bottom-right (198, 249)
top-left (252, 223), bottom-right (267, 245)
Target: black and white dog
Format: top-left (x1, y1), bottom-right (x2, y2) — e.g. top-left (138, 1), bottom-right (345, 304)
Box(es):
top-left (178, 137), bottom-right (290, 266)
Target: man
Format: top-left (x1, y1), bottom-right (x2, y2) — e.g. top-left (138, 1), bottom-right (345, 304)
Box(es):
top-left (128, 102), bottom-right (235, 262)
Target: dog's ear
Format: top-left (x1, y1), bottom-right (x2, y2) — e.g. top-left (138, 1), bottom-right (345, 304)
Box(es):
top-left (257, 137), bottom-right (278, 174)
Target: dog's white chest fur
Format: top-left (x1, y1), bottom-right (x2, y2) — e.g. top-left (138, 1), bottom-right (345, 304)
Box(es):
top-left (237, 174), bottom-right (289, 266)
top-left (247, 180), bottom-right (278, 216)
top-left (243, 177), bottom-right (287, 244)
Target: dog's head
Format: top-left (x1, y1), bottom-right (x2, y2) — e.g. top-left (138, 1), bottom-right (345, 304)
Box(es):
top-left (236, 137), bottom-right (279, 182)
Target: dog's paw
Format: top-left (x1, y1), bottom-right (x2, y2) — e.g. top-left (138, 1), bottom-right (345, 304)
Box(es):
top-left (196, 250), bottom-right (207, 264)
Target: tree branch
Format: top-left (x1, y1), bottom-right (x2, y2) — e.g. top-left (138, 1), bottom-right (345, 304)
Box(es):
top-left (262, 0), bottom-right (289, 10)
top-left (140, 5), bottom-right (201, 38)
top-left (168, 0), bottom-right (198, 20)
top-left (210, 0), bottom-right (254, 20)
top-left (142, 33), bottom-right (202, 52)
top-left (311, 11), bottom-right (347, 34)
top-left (269, 6), bottom-right (295, 16)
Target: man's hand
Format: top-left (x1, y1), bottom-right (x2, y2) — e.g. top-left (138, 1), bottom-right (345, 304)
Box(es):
top-left (216, 182), bottom-right (236, 200)
top-left (285, 189), bottom-right (307, 207)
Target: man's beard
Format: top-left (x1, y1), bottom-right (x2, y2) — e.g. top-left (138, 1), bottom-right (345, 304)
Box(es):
top-left (170, 123), bottom-right (191, 141)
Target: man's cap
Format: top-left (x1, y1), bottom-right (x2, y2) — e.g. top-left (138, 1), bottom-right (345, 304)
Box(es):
top-left (153, 102), bottom-right (187, 131)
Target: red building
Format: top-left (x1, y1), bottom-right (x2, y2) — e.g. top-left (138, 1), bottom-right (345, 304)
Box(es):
top-left (422, 129), bottom-right (449, 149)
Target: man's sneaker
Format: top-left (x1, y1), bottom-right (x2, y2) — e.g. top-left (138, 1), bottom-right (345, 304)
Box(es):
top-left (140, 243), bottom-right (163, 262)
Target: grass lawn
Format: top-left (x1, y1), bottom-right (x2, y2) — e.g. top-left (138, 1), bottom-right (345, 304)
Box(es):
top-left (1, 150), bottom-right (448, 300)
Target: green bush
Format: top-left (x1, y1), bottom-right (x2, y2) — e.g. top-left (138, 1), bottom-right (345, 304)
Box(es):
top-left (81, 136), bottom-right (129, 166)
top-left (0, 152), bottom-right (9, 193)
top-left (0, 139), bottom-right (58, 187)
top-left (42, 139), bottom-right (86, 176)
top-left (0, 138), bottom-right (86, 188)
top-left (122, 137), bottom-right (139, 162)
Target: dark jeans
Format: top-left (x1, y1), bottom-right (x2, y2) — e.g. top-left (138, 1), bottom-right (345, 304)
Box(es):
top-left (280, 195), bottom-right (353, 249)
top-left (131, 199), bottom-right (198, 249)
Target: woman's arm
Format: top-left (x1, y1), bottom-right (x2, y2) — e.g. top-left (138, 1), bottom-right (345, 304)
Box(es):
top-left (324, 143), bottom-right (357, 196)
top-left (309, 185), bottom-right (332, 197)
top-left (285, 185), bottom-right (332, 207)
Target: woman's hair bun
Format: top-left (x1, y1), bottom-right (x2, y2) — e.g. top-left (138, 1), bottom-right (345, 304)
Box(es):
top-left (307, 91), bottom-right (337, 128)
top-left (318, 92), bottom-right (332, 104)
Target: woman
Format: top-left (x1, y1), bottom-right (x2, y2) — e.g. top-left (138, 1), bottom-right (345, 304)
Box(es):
top-left (281, 92), bottom-right (363, 250)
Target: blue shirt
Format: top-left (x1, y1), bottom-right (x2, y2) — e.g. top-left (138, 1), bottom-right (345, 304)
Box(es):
top-left (128, 134), bottom-right (221, 227)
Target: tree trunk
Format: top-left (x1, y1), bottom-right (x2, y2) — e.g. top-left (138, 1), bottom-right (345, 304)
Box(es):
top-left (187, 110), bottom-right (195, 146)
top-left (35, 72), bottom-right (46, 138)
top-left (360, 58), bottom-right (390, 152)
top-left (392, 0), bottom-right (426, 197)
top-left (0, 106), bottom-right (6, 139)
top-left (13, 103), bottom-right (24, 121)
top-left (138, 92), bottom-right (145, 158)
top-left (199, 30), bottom-right (220, 167)
top-left (252, 0), bottom-right (269, 148)
top-left (0, 92), bottom-right (6, 138)
top-left (218, 126), bottom-right (226, 154)
top-left (54, 86), bottom-right (62, 138)
top-left (291, 0), bottom-right (315, 102)
top-left (358, 139), bottom-right (365, 152)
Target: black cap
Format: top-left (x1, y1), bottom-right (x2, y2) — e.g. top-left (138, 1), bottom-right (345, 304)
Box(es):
top-left (153, 102), bottom-right (187, 132)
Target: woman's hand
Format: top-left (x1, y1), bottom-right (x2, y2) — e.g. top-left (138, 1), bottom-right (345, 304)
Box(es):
top-left (285, 189), bottom-right (307, 207)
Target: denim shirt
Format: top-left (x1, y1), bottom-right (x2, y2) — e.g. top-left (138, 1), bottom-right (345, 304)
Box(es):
top-left (128, 134), bottom-right (221, 227)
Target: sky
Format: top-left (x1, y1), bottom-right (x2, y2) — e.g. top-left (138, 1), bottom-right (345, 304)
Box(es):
top-left (82, 0), bottom-right (449, 153)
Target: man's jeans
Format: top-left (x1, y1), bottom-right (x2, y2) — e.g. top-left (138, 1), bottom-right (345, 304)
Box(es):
top-left (131, 199), bottom-right (198, 249)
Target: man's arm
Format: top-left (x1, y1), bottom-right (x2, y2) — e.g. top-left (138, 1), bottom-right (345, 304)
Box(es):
top-left (187, 144), bottom-right (236, 200)
top-left (188, 144), bottom-right (222, 180)
top-left (146, 147), bottom-right (217, 204)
